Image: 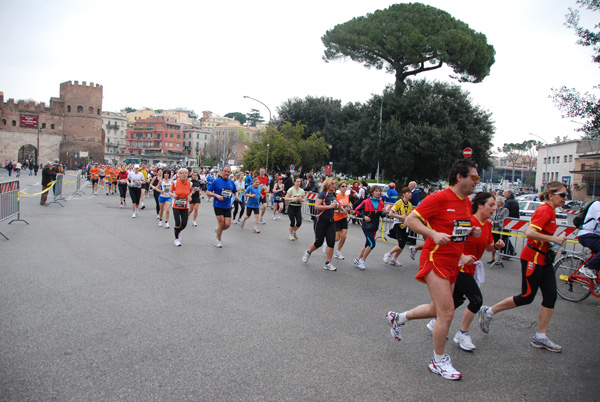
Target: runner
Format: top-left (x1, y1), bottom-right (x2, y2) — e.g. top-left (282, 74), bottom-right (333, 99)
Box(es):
top-left (127, 164), bottom-right (145, 218)
top-left (322, 181), bottom-right (351, 259)
top-left (478, 181), bottom-right (567, 353)
top-left (168, 168), bottom-right (193, 246)
top-left (272, 176), bottom-right (285, 220)
top-left (206, 165), bottom-right (237, 248)
top-left (385, 159), bottom-right (480, 381)
top-left (301, 177), bottom-right (339, 271)
top-left (426, 192), bottom-right (505, 351)
top-left (383, 187), bottom-right (413, 266)
top-left (139, 162), bottom-right (149, 210)
top-left (116, 164), bottom-right (129, 208)
top-left (189, 171), bottom-right (202, 227)
top-left (257, 168), bottom-right (269, 224)
top-left (232, 172), bottom-right (246, 224)
top-left (89, 163), bottom-right (100, 195)
top-left (285, 176), bottom-right (305, 241)
top-left (241, 177), bottom-right (262, 233)
top-left (104, 166), bottom-right (113, 195)
top-left (152, 170), bottom-right (172, 228)
top-left (353, 185), bottom-right (386, 270)
top-left (149, 168), bottom-right (163, 219)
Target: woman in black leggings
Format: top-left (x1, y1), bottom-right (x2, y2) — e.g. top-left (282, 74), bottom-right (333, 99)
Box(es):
top-left (150, 169), bottom-right (163, 218)
top-left (285, 177), bottom-right (305, 240)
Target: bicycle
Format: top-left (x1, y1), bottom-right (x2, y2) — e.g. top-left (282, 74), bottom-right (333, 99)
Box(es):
top-left (553, 249), bottom-right (600, 302)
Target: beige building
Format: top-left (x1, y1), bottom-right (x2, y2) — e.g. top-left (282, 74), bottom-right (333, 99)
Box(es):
top-left (102, 111), bottom-right (128, 163)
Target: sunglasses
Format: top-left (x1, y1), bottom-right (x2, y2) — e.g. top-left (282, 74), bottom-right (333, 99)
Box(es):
top-left (552, 192), bottom-right (567, 198)
top-left (340, 185), bottom-right (347, 187)
top-left (468, 174), bottom-right (480, 181)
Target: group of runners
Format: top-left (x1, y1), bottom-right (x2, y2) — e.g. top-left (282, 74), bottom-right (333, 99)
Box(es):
top-left (88, 160), bottom-right (569, 381)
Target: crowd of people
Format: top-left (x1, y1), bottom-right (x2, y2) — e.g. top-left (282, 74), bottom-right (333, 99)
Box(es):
top-left (33, 159), bottom-right (571, 382)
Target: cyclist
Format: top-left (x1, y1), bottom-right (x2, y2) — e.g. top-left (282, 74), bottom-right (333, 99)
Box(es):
top-left (479, 181), bottom-right (567, 353)
top-left (576, 200), bottom-right (600, 279)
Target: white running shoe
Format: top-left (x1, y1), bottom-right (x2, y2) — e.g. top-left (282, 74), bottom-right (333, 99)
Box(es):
top-left (579, 266), bottom-right (598, 279)
top-left (157, 214), bottom-right (160, 219)
top-left (293, 232), bottom-right (299, 240)
top-left (334, 251), bottom-right (345, 260)
top-left (158, 221), bottom-right (163, 227)
top-left (302, 250), bottom-right (311, 263)
top-left (253, 228), bottom-right (261, 233)
top-left (120, 204), bottom-right (123, 209)
top-left (390, 258), bottom-right (402, 266)
top-left (260, 218), bottom-right (266, 225)
top-left (289, 234), bottom-right (295, 241)
top-left (530, 336), bottom-right (562, 352)
top-left (132, 213), bottom-right (136, 218)
top-left (215, 239), bottom-right (222, 248)
top-left (240, 219), bottom-right (245, 229)
top-left (426, 318), bottom-right (436, 333)
top-left (453, 331), bottom-right (476, 351)
top-left (409, 246), bottom-right (416, 260)
top-left (273, 216), bottom-right (277, 220)
top-left (192, 221), bottom-right (197, 227)
top-left (478, 306), bottom-right (493, 334)
top-left (323, 262), bottom-right (337, 271)
top-left (174, 239), bottom-right (181, 247)
top-left (386, 311), bottom-right (403, 341)
top-left (428, 354), bottom-right (462, 380)
top-left (383, 253), bottom-right (390, 264)
top-left (233, 219), bottom-right (238, 224)
top-left (165, 222), bottom-right (170, 229)
top-left (358, 259), bottom-right (366, 270)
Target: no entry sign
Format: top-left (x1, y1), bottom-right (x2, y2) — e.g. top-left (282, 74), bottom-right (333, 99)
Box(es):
top-left (463, 147), bottom-right (473, 158)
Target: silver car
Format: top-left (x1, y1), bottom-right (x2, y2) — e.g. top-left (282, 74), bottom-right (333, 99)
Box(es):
top-left (518, 201), bottom-right (569, 226)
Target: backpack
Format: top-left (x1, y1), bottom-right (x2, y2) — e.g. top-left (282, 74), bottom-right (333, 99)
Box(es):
top-left (573, 200), bottom-right (596, 228)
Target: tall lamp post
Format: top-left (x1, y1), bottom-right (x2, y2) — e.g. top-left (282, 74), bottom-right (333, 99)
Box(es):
top-left (243, 95), bottom-right (272, 171)
top-left (529, 133), bottom-right (548, 191)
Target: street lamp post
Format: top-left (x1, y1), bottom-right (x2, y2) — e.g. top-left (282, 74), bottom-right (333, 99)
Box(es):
top-left (529, 133), bottom-right (548, 191)
top-left (243, 95), bottom-right (272, 171)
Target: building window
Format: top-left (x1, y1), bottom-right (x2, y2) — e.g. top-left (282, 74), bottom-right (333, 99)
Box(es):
top-left (41, 123), bottom-right (46, 128)
top-left (157, 133), bottom-right (161, 139)
top-left (11, 120), bottom-right (16, 126)
top-left (51, 124), bottom-right (55, 129)
top-left (67, 105), bottom-right (71, 112)
top-left (564, 155), bottom-right (567, 163)
top-left (97, 108), bottom-right (100, 115)
top-left (1, 119), bottom-right (5, 125)
top-left (77, 106), bottom-right (83, 113)
top-left (569, 155), bottom-right (573, 162)
top-left (88, 107), bottom-right (93, 114)
top-left (543, 158), bottom-right (546, 164)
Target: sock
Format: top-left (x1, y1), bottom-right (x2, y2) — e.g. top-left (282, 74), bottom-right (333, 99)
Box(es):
top-left (397, 312), bottom-right (408, 325)
top-left (535, 332), bottom-right (547, 340)
top-left (434, 353), bottom-right (445, 363)
top-left (486, 308), bottom-right (495, 318)
top-left (460, 330), bottom-right (467, 334)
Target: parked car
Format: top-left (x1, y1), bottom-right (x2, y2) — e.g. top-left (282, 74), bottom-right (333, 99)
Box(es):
top-left (518, 201), bottom-right (569, 226)
top-left (516, 193), bottom-right (537, 202)
top-left (564, 200), bottom-right (585, 211)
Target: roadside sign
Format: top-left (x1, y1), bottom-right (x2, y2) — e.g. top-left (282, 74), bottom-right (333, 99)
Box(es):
top-left (463, 147), bottom-right (473, 158)
top-left (290, 164), bottom-right (295, 171)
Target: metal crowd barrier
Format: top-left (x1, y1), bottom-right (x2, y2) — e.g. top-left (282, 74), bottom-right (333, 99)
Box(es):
top-left (0, 180), bottom-right (29, 240)
top-left (72, 176), bottom-right (85, 197)
top-left (49, 175), bottom-right (65, 207)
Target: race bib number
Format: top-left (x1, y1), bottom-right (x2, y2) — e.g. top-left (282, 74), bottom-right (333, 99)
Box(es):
top-left (193, 186), bottom-right (200, 192)
top-left (275, 196), bottom-right (282, 202)
top-left (175, 198), bottom-right (188, 208)
top-left (119, 179), bottom-right (127, 184)
top-left (451, 220), bottom-right (472, 242)
top-left (133, 182), bottom-right (141, 188)
top-left (222, 189), bottom-right (232, 198)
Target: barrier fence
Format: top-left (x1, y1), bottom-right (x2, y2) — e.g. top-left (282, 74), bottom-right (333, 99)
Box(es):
top-left (0, 180), bottom-right (28, 240)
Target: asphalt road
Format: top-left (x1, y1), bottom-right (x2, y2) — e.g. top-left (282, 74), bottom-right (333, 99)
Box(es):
top-left (1, 172), bottom-right (599, 401)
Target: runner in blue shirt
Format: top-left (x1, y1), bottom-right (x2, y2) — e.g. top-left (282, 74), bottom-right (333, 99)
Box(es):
top-left (206, 166), bottom-right (237, 248)
top-left (241, 177), bottom-right (263, 233)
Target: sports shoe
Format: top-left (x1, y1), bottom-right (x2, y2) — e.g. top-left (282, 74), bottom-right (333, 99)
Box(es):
top-left (354, 258), bottom-right (361, 268)
top-left (426, 318), bottom-right (436, 333)
top-left (273, 216), bottom-right (277, 220)
top-left (289, 234), bottom-right (295, 241)
top-left (322, 243), bottom-right (327, 254)
top-left (131, 213), bottom-right (136, 218)
top-left (141, 203), bottom-right (145, 210)
top-left (323, 262), bottom-right (337, 271)
top-left (428, 354), bottom-right (462, 380)
top-left (453, 331), bottom-right (476, 351)
top-left (260, 218), bottom-right (266, 225)
top-left (158, 220), bottom-right (163, 227)
top-left (240, 219), bottom-right (245, 229)
top-left (174, 239), bottom-right (181, 247)
top-left (530, 336), bottom-right (562, 352)
top-left (409, 246), bottom-right (416, 260)
top-left (215, 239), bottom-right (222, 248)
top-left (579, 266), bottom-right (597, 279)
top-left (156, 214), bottom-right (160, 219)
top-left (192, 221), bottom-right (197, 227)
top-left (386, 311), bottom-right (403, 341)
top-left (253, 228), bottom-right (261, 233)
top-left (478, 306), bottom-right (492, 334)
top-left (383, 253), bottom-right (391, 264)
top-left (302, 250), bottom-right (311, 263)
top-left (165, 222), bottom-right (170, 229)
top-left (120, 203), bottom-right (123, 209)
top-left (293, 232), bottom-right (299, 240)
top-left (358, 259), bottom-right (366, 270)
top-left (233, 219), bottom-right (238, 224)
top-left (334, 250), bottom-right (345, 260)
top-left (390, 258), bottom-right (402, 267)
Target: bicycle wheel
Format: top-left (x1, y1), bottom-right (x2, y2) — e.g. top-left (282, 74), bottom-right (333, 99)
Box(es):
top-left (554, 255), bottom-right (592, 302)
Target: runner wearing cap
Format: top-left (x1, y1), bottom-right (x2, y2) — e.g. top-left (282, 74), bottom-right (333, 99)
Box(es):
top-left (127, 164), bottom-right (145, 218)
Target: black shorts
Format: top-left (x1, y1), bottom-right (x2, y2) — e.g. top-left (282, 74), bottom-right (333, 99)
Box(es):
top-left (142, 183), bottom-right (149, 191)
top-left (246, 207), bottom-right (260, 216)
top-left (92, 179), bottom-right (98, 184)
top-left (214, 207), bottom-right (232, 218)
top-left (335, 219), bottom-right (348, 231)
top-left (259, 196), bottom-right (267, 204)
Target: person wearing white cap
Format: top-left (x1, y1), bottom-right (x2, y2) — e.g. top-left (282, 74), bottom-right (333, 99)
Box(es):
top-left (127, 164), bottom-right (144, 218)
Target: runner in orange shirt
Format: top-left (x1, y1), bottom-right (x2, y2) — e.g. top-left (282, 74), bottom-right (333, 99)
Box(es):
top-left (89, 163), bottom-right (101, 195)
top-left (168, 168), bottom-right (193, 246)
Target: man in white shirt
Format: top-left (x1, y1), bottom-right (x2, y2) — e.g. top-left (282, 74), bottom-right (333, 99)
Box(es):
top-left (577, 200), bottom-right (600, 278)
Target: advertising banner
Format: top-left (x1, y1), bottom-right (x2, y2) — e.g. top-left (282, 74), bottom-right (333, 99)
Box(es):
top-left (20, 114), bottom-right (38, 128)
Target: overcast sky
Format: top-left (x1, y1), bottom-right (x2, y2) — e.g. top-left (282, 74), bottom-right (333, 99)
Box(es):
top-left (1, 0), bottom-right (598, 152)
